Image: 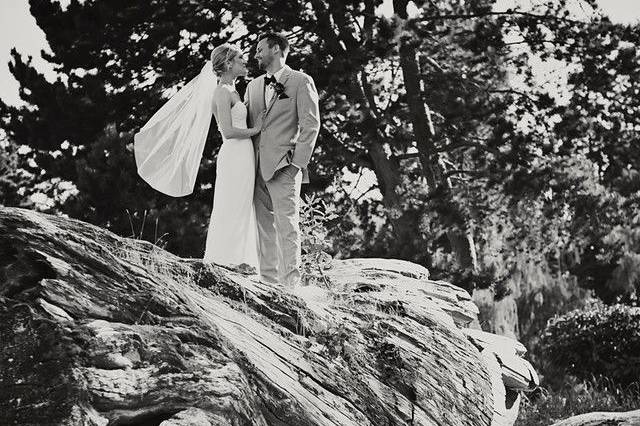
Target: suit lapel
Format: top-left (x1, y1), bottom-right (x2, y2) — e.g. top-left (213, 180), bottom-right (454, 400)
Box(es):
top-left (257, 75), bottom-right (266, 112)
top-left (278, 65), bottom-right (292, 86)
top-left (264, 65), bottom-right (293, 120)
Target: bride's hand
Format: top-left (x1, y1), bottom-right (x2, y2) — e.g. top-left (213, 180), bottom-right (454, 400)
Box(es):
top-left (252, 112), bottom-right (265, 135)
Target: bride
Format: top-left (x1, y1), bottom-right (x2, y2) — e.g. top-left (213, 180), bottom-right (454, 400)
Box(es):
top-left (134, 44), bottom-right (262, 270)
top-left (204, 45), bottom-right (262, 269)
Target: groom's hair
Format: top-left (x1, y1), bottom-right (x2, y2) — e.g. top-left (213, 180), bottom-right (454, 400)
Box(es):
top-left (258, 32), bottom-right (290, 57)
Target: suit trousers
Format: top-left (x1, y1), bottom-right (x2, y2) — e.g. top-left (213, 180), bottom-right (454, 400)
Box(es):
top-left (254, 162), bottom-right (302, 286)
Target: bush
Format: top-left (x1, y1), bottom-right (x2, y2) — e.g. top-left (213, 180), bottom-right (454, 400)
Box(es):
top-left (540, 302), bottom-right (640, 386)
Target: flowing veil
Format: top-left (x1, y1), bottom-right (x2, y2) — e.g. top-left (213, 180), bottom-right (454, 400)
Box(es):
top-left (134, 61), bottom-right (217, 197)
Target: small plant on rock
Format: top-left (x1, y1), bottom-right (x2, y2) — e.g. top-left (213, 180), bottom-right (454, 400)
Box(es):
top-left (300, 193), bottom-right (337, 288)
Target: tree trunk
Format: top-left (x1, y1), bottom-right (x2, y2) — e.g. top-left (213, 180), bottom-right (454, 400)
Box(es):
top-left (367, 137), bottom-right (424, 259)
top-left (392, 0), bottom-right (478, 272)
top-left (310, 0), bottom-right (426, 258)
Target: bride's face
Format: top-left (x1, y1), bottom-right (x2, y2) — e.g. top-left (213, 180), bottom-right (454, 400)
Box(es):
top-left (229, 54), bottom-right (248, 77)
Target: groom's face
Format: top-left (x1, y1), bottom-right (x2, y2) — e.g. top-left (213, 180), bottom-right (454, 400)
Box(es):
top-left (255, 39), bottom-right (277, 70)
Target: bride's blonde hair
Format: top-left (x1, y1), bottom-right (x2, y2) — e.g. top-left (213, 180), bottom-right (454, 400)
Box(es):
top-left (210, 44), bottom-right (241, 76)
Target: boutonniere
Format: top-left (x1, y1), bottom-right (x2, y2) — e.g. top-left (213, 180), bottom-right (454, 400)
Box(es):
top-left (271, 81), bottom-right (289, 99)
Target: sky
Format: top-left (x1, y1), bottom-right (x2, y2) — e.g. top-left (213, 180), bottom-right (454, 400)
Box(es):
top-left (0, 0), bottom-right (639, 107)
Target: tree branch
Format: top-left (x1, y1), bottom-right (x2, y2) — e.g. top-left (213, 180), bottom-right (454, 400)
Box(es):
top-left (347, 168), bottom-right (365, 197)
top-left (418, 10), bottom-right (591, 25)
top-left (382, 61), bottom-right (401, 113)
top-left (396, 152), bottom-right (421, 161)
top-left (503, 39), bottom-right (557, 46)
top-left (443, 169), bottom-right (485, 179)
top-left (354, 184), bottom-right (381, 202)
top-left (437, 140), bottom-right (501, 156)
top-left (360, 70), bottom-right (381, 120)
top-left (486, 88), bottom-right (538, 104)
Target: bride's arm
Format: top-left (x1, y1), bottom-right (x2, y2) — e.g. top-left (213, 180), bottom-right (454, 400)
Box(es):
top-left (213, 88), bottom-right (261, 139)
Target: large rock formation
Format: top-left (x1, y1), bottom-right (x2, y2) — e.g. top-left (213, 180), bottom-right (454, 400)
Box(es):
top-left (0, 207), bottom-right (537, 425)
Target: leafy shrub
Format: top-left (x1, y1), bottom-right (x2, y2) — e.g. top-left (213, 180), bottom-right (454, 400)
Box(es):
top-left (540, 302), bottom-right (640, 386)
top-left (517, 281), bottom-right (591, 370)
top-left (300, 193), bottom-right (336, 287)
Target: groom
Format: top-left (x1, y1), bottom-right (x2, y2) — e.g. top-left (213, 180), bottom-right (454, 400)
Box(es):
top-left (245, 32), bottom-right (320, 287)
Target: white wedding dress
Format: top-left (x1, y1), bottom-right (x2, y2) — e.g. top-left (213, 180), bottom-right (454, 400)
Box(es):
top-left (203, 85), bottom-right (259, 268)
top-left (134, 64), bottom-right (258, 269)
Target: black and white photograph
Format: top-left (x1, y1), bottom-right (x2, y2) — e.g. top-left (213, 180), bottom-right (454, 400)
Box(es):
top-left (1, 0), bottom-right (639, 424)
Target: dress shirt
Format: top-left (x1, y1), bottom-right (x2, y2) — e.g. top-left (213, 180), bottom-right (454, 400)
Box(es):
top-left (264, 66), bottom-right (285, 106)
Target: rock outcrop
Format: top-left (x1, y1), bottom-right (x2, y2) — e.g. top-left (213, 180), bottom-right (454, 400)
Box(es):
top-left (551, 409), bottom-right (640, 425)
top-left (0, 207), bottom-right (537, 425)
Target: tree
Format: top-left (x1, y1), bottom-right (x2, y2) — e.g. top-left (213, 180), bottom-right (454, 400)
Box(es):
top-left (0, 135), bottom-right (34, 208)
top-left (2, 0), bottom-right (638, 302)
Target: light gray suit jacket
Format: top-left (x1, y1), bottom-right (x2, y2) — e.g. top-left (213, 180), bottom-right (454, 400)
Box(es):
top-left (245, 65), bottom-right (320, 183)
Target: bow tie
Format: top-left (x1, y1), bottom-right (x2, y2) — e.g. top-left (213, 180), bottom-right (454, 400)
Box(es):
top-left (265, 75), bottom-right (277, 86)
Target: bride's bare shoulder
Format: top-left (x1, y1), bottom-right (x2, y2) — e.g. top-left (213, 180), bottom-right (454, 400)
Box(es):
top-left (213, 85), bottom-right (232, 95)
top-left (211, 86), bottom-right (234, 113)
top-left (213, 85), bottom-right (233, 102)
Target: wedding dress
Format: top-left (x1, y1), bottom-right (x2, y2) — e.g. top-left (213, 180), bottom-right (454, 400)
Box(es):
top-left (203, 85), bottom-right (258, 268)
top-left (134, 64), bottom-right (258, 269)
